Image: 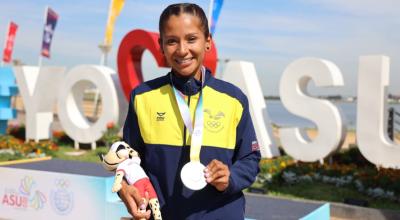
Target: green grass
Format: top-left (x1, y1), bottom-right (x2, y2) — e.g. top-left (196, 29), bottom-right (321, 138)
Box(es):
top-left (53, 145), bottom-right (109, 163)
top-left (0, 153), bottom-right (22, 161)
top-left (0, 144), bottom-right (109, 163)
top-left (263, 182), bottom-right (400, 210)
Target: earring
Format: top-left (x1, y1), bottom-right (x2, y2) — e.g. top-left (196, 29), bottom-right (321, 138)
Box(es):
top-left (206, 46), bottom-right (210, 51)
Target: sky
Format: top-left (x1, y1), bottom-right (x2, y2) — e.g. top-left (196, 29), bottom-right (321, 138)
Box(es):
top-left (0, 0), bottom-right (399, 96)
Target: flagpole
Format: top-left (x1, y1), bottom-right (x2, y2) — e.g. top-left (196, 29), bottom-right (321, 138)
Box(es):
top-left (94, 0), bottom-right (116, 117)
top-left (100, 51), bottom-right (106, 66)
top-left (2, 21), bottom-right (11, 67)
top-left (93, 44), bottom-right (111, 117)
top-left (38, 56), bottom-right (43, 68)
top-left (208, 0), bottom-right (214, 31)
top-left (95, 43), bottom-right (111, 117)
top-left (99, 0), bottom-right (114, 67)
top-left (99, 44), bottom-right (111, 66)
top-left (38, 6), bottom-right (49, 68)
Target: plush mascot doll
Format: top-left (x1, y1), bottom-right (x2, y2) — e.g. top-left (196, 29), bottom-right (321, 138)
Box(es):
top-left (100, 141), bottom-right (162, 220)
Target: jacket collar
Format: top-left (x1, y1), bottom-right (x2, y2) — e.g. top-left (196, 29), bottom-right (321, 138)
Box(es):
top-left (169, 68), bottom-right (212, 96)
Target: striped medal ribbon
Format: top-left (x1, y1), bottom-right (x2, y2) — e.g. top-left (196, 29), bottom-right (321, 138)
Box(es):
top-left (170, 67), bottom-right (207, 190)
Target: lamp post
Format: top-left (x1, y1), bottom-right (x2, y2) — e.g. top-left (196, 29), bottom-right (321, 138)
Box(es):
top-left (92, 43), bottom-right (113, 118)
top-left (217, 58), bottom-right (230, 78)
top-left (98, 43), bottom-right (112, 66)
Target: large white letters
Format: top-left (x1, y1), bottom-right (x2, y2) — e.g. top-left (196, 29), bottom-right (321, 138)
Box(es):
top-left (14, 66), bottom-right (66, 141)
top-left (357, 56), bottom-right (400, 168)
top-left (279, 58), bottom-right (346, 162)
top-left (10, 56), bottom-right (400, 168)
top-left (111, 73), bottom-right (129, 129)
top-left (57, 65), bottom-right (119, 148)
top-left (222, 61), bottom-right (280, 158)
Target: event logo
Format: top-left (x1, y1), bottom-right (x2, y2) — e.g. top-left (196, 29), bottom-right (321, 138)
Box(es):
top-left (30, 191), bottom-right (47, 210)
top-left (19, 175), bottom-right (34, 195)
top-left (156, 112), bottom-right (166, 121)
top-left (50, 178), bottom-right (73, 215)
top-left (1, 176), bottom-right (47, 210)
top-left (204, 108), bottom-right (225, 133)
top-left (1, 190), bottom-right (28, 209)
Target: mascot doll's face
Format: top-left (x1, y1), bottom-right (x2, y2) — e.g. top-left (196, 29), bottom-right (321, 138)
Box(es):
top-left (100, 141), bottom-right (138, 171)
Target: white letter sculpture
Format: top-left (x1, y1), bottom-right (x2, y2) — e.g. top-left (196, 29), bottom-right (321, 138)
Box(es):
top-left (279, 58), bottom-right (346, 162)
top-left (357, 55), bottom-right (400, 168)
top-left (57, 65), bottom-right (119, 149)
top-left (222, 61), bottom-right (279, 158)
top-left (111, 73), bottom-right (129, 129)
top-left (14, 66), bottom-right (66, 142)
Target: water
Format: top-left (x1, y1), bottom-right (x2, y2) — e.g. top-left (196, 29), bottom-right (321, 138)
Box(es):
top-left (264, 100), bottom-right (400, 129)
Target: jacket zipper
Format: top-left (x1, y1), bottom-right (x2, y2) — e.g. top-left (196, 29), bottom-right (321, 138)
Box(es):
top-left (183, 95), bottom-right (191, 146)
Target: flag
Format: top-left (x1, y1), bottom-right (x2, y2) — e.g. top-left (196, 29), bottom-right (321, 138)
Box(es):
top-left (104, 0), bottom-right (125, 46)
top-left (2, 22), bottom-right (18, 63)
top-left (41, 7), bottom-right (59, 58)
top-left (209, 0), bottom-right (224, 36)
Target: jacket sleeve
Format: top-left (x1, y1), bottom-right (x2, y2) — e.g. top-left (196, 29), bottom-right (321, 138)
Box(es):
top-left (122, 90), bottom-right (146, 159)
top-left (224, 94), bottom-right (261, 195)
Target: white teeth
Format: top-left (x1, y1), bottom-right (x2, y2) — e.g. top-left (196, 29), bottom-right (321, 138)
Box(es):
top-left (176, 58), bottom-right (192, 64)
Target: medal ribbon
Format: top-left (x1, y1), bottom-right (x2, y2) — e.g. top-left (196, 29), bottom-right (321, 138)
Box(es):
top-left (170, 67), bottom-right (205, 162)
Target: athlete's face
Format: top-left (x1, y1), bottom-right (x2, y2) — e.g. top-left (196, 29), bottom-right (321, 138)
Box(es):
top-left (160, 13), bottom-right (211, 80)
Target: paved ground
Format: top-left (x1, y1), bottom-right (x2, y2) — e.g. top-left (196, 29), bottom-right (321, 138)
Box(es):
top-left (245, 193), bottom-right (324, 220)
top-left (5, 159), bottom-right (112, 177)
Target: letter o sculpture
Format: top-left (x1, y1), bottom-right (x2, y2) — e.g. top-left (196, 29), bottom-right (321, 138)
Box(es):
top-left (57, 65), bottom-right (119, 143)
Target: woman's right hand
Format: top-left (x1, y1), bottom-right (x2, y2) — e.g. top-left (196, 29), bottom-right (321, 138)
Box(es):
top-left (119, 179), bottom-right (151, 219)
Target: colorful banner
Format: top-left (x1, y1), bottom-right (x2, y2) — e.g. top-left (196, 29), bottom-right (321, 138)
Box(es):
top-left (210, 0), bottom-right (224, 36)
top-left (2, 22), bottom-right (18, 63)
top-left (0, 165), bottom-right (129, 219)
top-left (41, 7), bottom-right (59, 58)
top-left (104, 0), bottom-right (125, 46)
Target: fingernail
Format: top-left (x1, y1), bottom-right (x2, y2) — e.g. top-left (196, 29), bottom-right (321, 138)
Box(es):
top-left (204, 168), bottom-right (208, 172)
top-left (205, 173), bottom-right (210, 177)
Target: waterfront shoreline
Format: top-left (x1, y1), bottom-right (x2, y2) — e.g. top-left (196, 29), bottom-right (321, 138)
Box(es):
top-left (273, 128), bottom-right (356, 150)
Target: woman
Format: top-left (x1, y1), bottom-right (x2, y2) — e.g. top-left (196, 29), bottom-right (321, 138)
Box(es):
top-left (119, 3), bottom-right (260, 220)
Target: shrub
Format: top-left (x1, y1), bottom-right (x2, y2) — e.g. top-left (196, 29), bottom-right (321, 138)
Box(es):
top-left (101, 122), bottom-right (121, 147)
top-left (52, 130), bottom-right (74, 145)
top-left (0, 135), bottom-right (59, 159)
top-left (257, 147), bottom-right (400, 201)
top-left (7, 122), bottom-right (25, 140)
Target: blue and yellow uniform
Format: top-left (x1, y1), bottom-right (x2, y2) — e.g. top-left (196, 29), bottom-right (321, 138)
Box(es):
top-left (123, 69), bottom-right (261, 220)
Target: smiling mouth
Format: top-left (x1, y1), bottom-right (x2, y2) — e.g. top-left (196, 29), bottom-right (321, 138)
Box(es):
top-left (175, 57), bottom-right (194, 65)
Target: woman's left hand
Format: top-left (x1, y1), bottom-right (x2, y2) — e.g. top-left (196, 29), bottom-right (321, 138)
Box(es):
top-left (204, 159), bottom-right (230, 192)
